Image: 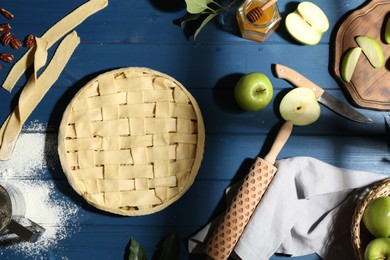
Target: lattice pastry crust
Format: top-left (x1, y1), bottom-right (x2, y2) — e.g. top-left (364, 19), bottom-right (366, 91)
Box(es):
top-left (58, 67), bottom-right (205, 216)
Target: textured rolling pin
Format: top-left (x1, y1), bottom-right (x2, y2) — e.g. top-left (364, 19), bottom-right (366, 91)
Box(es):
top-left (205, 120), bottom-right (293, 260)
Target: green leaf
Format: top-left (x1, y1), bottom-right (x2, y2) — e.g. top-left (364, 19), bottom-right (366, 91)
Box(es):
top-left (185, 0), bottom-right (214, 14)
top-left (158, 233), bottom-right (180, 260)
top-left (194, 12), bottom-right (219, 39)
top-left (128, 238), bottom-right (147, 260)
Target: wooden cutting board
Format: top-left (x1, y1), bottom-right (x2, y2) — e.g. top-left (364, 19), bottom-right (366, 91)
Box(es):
top-left (333, 0), bottom-right (390, 110)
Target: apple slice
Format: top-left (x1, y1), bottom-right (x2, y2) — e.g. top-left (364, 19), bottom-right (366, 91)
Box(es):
top-left (340, 47), bottom-right (362, 83)
top-left (279, 88), bottom-right (320, 126)
top-left (356, 36), bottom-right (385, 68)
top-left (285, 2), bottom-right (329, 45)
top-left (385, 16), bottom-right (390, 44)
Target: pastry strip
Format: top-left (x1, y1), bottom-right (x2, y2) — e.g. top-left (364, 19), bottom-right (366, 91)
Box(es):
top-left (0, 31), bottom-right (80, 160)
top-left (3, 0), bottom-right (108, 91)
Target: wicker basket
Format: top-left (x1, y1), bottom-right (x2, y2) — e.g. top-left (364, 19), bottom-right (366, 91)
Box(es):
top-left (58, 67), bottom-right (205, 216)
top-left (351, 177), bottom-right (390, 260)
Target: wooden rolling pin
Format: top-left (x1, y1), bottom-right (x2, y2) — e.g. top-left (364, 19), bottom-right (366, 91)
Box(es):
top-left (205, 120), bottom-right (293, 260)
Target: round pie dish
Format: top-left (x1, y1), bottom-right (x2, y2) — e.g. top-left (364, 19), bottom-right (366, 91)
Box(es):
top-left (58, 67), bottom-right (205, 216)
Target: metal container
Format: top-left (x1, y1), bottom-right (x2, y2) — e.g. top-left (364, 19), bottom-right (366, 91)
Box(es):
top-left (0, 183), bottom-right (45, 243)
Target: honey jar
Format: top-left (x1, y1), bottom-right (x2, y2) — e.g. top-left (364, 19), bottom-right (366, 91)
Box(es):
top-left (236, 0), bottom-right (281, 42)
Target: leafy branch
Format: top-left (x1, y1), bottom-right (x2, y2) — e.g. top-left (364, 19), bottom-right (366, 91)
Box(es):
top-left (178, 0), bottom-right (242, 39)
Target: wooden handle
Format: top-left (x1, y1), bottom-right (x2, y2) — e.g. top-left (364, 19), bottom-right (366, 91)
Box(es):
top-left (205, 121), bottom-right (293, 260)
top-left (264, 120), bottom-right (293, 164)
top-left (261, 0), bottom-right (278, 11)
top-left (274, 64), bottom-right (325, 98)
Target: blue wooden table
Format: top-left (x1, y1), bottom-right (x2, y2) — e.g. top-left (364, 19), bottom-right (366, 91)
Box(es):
top-left (0, 0), bottom-right (389, 259)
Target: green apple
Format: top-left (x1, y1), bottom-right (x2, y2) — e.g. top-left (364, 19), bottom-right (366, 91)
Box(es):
top-left (385, 16), bottom-right (390, 44)
top-left (356, 36), bottom-right (385, 68)
top-left (285, 2), bottom-right (329, 45)
top-left (363, 196), bottom-right (390, 238)
top-left (234, 72), bottom-right (273, 112)
top-left (279, 88), bottom-right (320, 126)
top-left (364, 237), bottom-right (390, 260)
top-left (341, 47), bottom-right (362, 83)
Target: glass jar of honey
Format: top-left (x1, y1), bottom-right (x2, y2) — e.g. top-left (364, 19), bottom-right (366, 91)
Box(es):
top-left (236, 0), bottom-right (281, 42)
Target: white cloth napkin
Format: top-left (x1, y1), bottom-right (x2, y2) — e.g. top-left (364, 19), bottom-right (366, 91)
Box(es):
top-left (188, 156), bottom-right (388, 259)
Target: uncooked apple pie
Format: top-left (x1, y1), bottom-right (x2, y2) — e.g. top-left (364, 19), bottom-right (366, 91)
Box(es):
top-left (58, 67), bottom-right (205, 216)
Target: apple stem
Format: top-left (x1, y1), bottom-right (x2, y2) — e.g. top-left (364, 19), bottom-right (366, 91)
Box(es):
top-left (255, 89), bottom-right (266, 94)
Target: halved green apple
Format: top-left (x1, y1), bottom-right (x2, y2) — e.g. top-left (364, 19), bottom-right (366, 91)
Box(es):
top-left (356, 36), bottom-right (385, 68)
top-left (285, 2), bottom-right (329, 46)
top-left (279, 88), bottom-right (321, 126)
top-left (341, 47), bottom-right (362, 83)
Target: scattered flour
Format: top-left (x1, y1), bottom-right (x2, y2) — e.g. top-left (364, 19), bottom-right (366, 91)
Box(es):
top-left (0, 122), bottom-right (79, 259)
top-left (0, 134), bottom-right (47, 179)
top-left (22, 120), bottom-right (49, 133)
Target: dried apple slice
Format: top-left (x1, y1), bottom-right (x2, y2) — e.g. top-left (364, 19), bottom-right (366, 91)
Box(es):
top-left (341, 47), bottom-right (362, 83)
top-left (356, 36), bottom-right (384, 68)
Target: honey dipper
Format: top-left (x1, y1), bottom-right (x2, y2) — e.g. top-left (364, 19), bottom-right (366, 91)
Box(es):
top-left (246, 0), bottom-right (278, 23)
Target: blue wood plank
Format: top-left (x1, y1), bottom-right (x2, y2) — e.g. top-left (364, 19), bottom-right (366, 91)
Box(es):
top-left (3, 87), bottom-right (385, 136)
top-left (0, 0), bottom-right (367, 44)
top-left (0, 42), bottom-right (356, 99)
top-left (8, 130), bottom-right (390, 181)
top-left (0, 222), bottom-right (321, 260)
